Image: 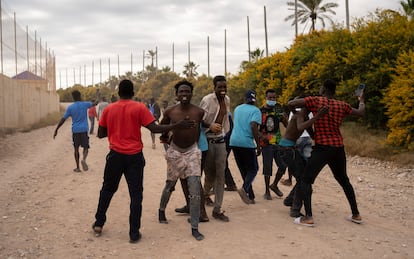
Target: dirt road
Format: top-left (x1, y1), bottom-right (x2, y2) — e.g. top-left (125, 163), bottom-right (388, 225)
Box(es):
top-left (0, 122), bottom-right (412, 258)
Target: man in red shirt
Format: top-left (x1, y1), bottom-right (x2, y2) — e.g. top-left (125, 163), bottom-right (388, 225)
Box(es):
top-left (92, 79), bottom-right (194, 243)
top-left (88, 104), bottom-right (97, 134)
top-left (288, 79), bottom-right (365, 227)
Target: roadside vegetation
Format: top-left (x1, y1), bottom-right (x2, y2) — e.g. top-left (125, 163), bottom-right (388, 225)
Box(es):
top-left (49, 7), bottom-right (413, 167)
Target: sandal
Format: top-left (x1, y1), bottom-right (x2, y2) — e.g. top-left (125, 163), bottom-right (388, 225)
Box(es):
top-left (348, 214), bottom-right (363, 224)
top-left (92, 224), bottom-right (102, 237)
top-left (294, 216), bottom-right (314, 227)
top-left (81, 160), bottom-right (88, 171)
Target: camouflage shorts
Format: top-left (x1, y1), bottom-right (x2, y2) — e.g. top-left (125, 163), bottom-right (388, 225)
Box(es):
top-left (165, 142), bottom-right (201, 181)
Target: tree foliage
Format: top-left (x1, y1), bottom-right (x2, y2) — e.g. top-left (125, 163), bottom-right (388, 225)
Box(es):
top-left (285, 0), bottom-right (339, 32)
top-left (182, 61), bottom-right (199, 79)
top-left (400, 0), bottom-right (414, 19)
top-left (55, 9), bottom-right (413, 150)
top-left (383, 50), bottom-right (414, 150)
top-left (231, 9), bottom-right (413, 149)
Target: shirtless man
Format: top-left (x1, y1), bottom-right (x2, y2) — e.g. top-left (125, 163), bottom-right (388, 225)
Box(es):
top-left (158, 80), bottom-right (206, 241)
top-left (278, 106), bottom-right (328, 217)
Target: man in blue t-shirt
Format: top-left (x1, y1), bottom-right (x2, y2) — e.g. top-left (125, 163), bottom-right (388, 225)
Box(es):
top-left (54, 90), bottom-right (92, 172)
top-left (230, 90), bottom-right (262, 205)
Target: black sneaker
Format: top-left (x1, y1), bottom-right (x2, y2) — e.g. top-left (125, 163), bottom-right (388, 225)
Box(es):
top-left (205, 197), bottom-right (214, 206)
top-left (212, 211), bottom-right (229, 222)
top-left (290, 209), bottom-right (304, 218)
top-left (175, 205), bottom-right (189, 214)
top-left (158, 209), bottom-right (168, 224)
top-left (192, 228), bottom-right (205, 241)
top-left (270, 184), bottom-right (283, 197)
top-left (283, 197), bottom-right (293, 207)
top-left (129, 232), bottom-right (142, 244)
top-left (237, 188), bottom-right (253, 204)
top-left (225, 185), bottom-right (237, 191)
top-left (264, 193), bottom-right (272, 200)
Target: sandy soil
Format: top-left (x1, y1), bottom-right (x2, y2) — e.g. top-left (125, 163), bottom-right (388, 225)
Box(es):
top-left (0, 120), bottom-right (413, 259)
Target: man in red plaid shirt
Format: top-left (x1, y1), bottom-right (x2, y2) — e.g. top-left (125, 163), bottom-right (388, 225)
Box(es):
top-left (288, 79), bottom-right (365, 227)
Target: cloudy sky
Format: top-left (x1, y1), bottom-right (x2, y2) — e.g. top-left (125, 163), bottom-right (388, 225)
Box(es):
top-left (2, 0), bottom-right (402, 88)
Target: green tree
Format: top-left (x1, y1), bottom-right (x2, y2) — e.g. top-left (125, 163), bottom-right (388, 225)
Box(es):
top-left (239, 48), bottom-right (265, 72)
top-left (146, 49), bottom-right (157, 68)
top-left (400, 0), bottom-right (414, 20)
top-left (183, 61), bottom-right (199, 79)
top-left (137, 72), bottom-right (181, 102)
top-left (161, 66), bottom-right (172, 73)
top-left (192, 75), bottom-right (213, 105)
top-left (383, 50), bottom-right (414, 150)
top-left (249, 48), bottom-right (264, 63)
top-left (285, 0), bottom-right (339, 32)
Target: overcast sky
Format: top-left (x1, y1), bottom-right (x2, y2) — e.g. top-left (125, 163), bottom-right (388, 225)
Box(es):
top-left (2, 0), bottom-right (402, 88)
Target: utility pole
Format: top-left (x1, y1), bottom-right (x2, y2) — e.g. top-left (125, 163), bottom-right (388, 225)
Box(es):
top-left (247, 16), bottom-right (251, 62)
top-left (224, 29), bottom-right (227, 75)
top-left (264, 6), bottom-right (269, 57)
top-left (207, 36), bottom-right (210, 77)
top-left (345, 0), bottom-right (350, 30)
top-left (295, 0), bottom-right (298, 37)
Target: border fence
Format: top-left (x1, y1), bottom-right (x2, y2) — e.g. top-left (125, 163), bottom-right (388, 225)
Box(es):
top-left (0, 1), bottom-right (59, 131)
top-left (0, 1), bottom-right (55, 91)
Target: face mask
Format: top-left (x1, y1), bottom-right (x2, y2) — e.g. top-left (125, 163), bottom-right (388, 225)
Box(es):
top-left (266, 100), bottom-right (276, 106)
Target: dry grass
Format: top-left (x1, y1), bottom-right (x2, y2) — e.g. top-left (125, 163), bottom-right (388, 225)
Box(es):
top-left (20, 111), bottom-right (63, 133)
top-left (0, 106), bottom-right (64, 138)
top-left (342, 122), bottom-right (413, 166)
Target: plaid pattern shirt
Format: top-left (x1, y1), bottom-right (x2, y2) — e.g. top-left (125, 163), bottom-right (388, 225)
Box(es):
top-left (305, 96), bottom-right (352, 147)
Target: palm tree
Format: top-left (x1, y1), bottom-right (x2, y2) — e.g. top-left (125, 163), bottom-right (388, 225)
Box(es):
top-left (400, 0), bottom-right (414, 20)
top-left (249, 48), bottom-right (264, 63)
top-left (285, 0), bottom-right (338, 33)
top-left (146, 49), bottom-right (157, 68)
top-left (161, 66), bottom-right (172, 73)
top-left (182, 61), bottom-right (199, 79)
top-left (238, 48), bottom-right (265, 72)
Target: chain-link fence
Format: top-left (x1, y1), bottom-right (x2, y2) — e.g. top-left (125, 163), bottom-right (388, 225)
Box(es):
top-left (0, 1), bottom-right (55, 91)
top-left (0, 2), bottom-right (59, 131)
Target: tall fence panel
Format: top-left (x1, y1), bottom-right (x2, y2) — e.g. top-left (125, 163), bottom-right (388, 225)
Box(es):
top-left (0, 74), bottom-right (60, 130)
top-left (0, 2), bottom-right (59, 131)
top-left (1, 2), bottom-right (55, 91)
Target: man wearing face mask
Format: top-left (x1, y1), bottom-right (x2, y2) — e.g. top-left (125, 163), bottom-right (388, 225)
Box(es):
top-left (259, 89), bottom-right (288, 200)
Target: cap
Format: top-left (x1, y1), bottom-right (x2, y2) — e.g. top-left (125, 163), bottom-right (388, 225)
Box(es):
top-left (245, 90), bottom-right (256, 103)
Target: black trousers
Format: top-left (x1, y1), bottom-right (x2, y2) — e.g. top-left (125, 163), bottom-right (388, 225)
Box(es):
top-left (299, 145), bottom-right (359, 217)
top-left (94, 150), bottom-right (145, 240)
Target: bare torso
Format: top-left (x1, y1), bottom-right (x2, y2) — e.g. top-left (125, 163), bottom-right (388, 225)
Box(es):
top-left (161, 103), bottom-right (204, 149)
top-left (284, 109), bottom-right (309, 141)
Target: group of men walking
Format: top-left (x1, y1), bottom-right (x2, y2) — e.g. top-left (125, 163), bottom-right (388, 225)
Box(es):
top-left (54, 76), bottom-right (365, 243)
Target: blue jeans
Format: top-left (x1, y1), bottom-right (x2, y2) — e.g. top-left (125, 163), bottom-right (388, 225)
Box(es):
top-left (232, 147), bottom-right (258, 200)
top-left (159, 176), bottom-right (201, 229)
top-left (94, 150), bottom-right (145, 241)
